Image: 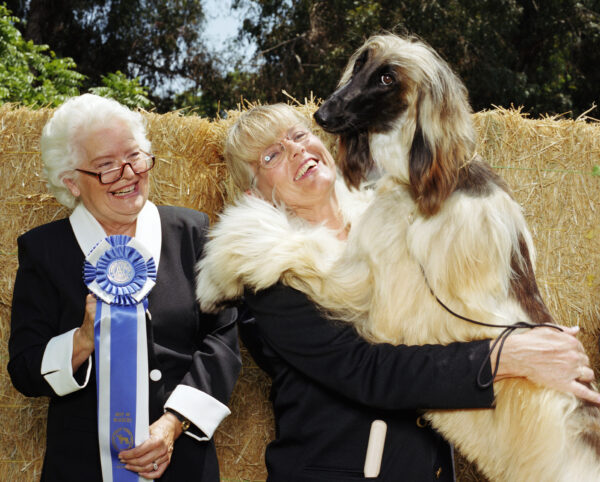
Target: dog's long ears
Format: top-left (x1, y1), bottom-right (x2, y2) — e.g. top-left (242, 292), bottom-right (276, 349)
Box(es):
top-left (409, 120), bottom-right (459, 217)
top-left (339, 130), bottom-right (373, 189)
top-left (409, 73), bottom-right (474, 216)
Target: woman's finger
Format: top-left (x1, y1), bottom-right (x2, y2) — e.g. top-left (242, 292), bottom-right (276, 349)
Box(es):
top-left (123, 451), bottom-right (170, 473)
top-left (120, 438), bottom-right (161, 467)
top-left (120, 413), bottom-right (178, 475)
top-left (121, 446), bottom-right (163, 471)
top-left (139, 459), bottom-right (169, 479)
top-left (570, 380), bottom-right (600, 405)
top-left (577, 365), bottom-right (595, 383)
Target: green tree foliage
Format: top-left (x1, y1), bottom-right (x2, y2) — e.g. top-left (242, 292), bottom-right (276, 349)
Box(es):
top-left (89, 71), bottom-right (153, 110)
top-left (231, 0), bottom-right (600, 117)
top-left (5, 0), bottom-right (211, 111)
top-left (5, 0), bottom-right (598, 117)
top-left (0, 2), bottom-right (152, 109)
top-left (0, 3), bottom-right (83, 106)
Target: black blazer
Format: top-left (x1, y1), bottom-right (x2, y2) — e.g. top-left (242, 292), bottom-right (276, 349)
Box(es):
top-left (8, 206), bottom-right (241, 482)
top-left (241, 283), bottom-right (495, 482)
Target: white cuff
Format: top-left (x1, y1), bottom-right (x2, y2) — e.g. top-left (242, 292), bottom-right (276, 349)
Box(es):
top-left (41, 328), bottom-right (92, 396)
top-left (164, 385), bottom-right (231, 442)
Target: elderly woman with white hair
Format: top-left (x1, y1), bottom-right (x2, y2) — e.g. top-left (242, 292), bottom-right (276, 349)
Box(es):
top-left (8, 93), bottom-right (241, 481)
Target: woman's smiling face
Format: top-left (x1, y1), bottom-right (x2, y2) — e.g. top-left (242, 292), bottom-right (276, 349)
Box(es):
top-left (253, 124), bottom-right (337, 215)
top-left (64, 121), bottom-right (150, 233)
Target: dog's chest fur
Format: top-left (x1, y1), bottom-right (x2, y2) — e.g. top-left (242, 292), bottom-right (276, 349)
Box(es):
top-left (369, 117), bottom-right (413, 181)
top-left (341, 174), bottom-right (530, 346)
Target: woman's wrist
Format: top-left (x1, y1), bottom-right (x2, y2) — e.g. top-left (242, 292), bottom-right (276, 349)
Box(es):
top-left (162, 411), bottom-right (184, 439)
top-left (71, 327), bottom-right (94, 371)
top-left (488, 334), bottom-right (524, 382)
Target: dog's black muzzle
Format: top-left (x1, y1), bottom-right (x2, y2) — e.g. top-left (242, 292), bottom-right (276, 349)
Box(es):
top-left (314, 85), bottom-right (362, 134)
top-left (314, 96), bottom-right (343, 133)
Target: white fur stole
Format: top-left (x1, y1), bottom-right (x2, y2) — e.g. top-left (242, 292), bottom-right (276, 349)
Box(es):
top-left (196, 180), bottom-right (373, 312)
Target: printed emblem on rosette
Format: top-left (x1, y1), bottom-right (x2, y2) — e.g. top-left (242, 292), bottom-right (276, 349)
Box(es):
top-left (84, 234), bottom-right (157, 305)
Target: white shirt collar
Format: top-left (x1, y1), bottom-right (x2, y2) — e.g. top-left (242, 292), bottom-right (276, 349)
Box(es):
top-left (69, 201), bottom-right (162, 269)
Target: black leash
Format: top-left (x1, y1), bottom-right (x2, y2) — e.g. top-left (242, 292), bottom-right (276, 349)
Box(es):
top-left (420, 266), bottom-right (563, 388)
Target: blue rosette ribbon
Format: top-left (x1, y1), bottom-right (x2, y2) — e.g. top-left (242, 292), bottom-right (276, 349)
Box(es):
top-left (84, 235), bottom-right (156, 482)
top-left (84, 234), bottom-right (156, 305)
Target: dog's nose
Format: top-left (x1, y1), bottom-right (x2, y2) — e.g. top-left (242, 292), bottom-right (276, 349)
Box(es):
top-left (313, 109), bottom-right (329, 129)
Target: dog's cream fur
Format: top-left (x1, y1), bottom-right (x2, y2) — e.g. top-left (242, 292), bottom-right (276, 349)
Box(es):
top-left (199, 175), bottom-right (600, 482)
top-left (197, 35), bottom-right (600, 481)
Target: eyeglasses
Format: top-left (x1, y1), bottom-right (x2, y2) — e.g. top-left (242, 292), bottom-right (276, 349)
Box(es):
top-left (75, 151), bottom-right (155, 184)
top-left (258, 127), bottom-right (312, 170)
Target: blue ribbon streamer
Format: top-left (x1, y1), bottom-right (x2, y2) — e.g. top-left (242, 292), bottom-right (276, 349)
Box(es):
top-left (94, 303), bottom-right (141, 482)
top-left (85, 235), bottom-right (156, 482)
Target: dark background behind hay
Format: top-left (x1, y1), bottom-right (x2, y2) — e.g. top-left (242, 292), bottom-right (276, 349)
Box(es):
top-left (0, 104), bottom-right (598, 481)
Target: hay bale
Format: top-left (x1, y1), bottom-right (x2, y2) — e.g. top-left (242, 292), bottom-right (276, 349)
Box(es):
top-left (0, 102), bottom-right (598, 481)
top-left (455, 108), bottom-right (600, 482)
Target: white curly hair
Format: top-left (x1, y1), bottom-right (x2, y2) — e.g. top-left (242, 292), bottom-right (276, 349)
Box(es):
top-left (40, 93), bottom-right (151, 208)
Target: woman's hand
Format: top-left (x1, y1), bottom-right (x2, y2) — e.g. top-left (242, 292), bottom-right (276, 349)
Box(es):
top-left (71, 294), bottom-right (96, 372)
top-left (119, 412), bottom-right (182, 479)
top-left (493, 325), bottom-right (600, 404)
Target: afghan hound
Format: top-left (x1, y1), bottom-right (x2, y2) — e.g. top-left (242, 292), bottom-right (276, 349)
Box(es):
top-left (196, 33), bottom-right (600, 481)
top-left (305, 34), bottom-right (600, 481)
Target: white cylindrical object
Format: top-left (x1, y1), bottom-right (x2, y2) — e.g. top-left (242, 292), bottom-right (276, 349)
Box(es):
top-left (364, 419), bottom-right (387, 478)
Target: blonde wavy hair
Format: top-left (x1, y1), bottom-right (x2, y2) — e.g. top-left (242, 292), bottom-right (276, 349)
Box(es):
top-left (224, 104), bottom-right (310, 192)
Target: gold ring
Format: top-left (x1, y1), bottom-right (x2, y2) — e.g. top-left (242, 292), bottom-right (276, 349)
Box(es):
top-left (152, 462), bottom-right (159, 471)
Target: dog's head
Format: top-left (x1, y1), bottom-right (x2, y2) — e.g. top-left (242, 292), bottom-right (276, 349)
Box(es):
top-left (315, 34), bottom-right (476, 216)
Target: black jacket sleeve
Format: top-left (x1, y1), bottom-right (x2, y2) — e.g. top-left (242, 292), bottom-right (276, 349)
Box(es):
top-left (9, 233), bottom-right (61, 397)
top-left (153, 206), bottom-right (241, 408)
top-left (244, 282), bottom-right (495, 410)
top-left (8, 222), bottom-right (88, 398)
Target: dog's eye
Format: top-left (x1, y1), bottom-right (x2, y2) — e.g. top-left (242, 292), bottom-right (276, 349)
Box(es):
top-left (380, 74), bottom-right (394, 85)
